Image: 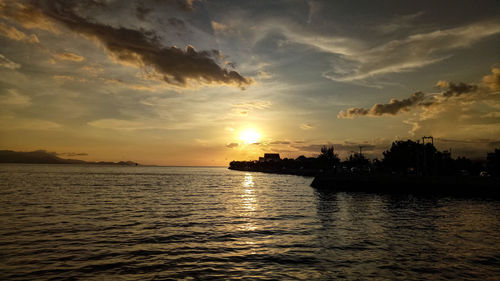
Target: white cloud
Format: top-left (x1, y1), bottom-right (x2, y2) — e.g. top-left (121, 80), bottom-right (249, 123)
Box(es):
top-left (282, 20), bottom-right (500, 82)
top-left (300, 123), bottom-right (314, 130)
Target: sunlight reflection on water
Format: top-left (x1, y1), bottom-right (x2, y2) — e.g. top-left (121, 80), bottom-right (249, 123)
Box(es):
top-left (239, 173), bottom-right (257, 231)
top-left (0, 165), bottom-right (499, 280)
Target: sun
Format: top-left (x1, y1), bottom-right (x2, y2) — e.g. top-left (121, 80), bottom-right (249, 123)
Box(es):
top-left (239, 129), bottom-right (261, 144)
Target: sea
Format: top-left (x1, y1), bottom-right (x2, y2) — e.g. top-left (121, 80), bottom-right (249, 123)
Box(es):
top-left (0, 164), bottom-right (499, 280)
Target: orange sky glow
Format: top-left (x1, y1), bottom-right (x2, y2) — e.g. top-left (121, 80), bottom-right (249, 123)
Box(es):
top-left (0, 0), bottom-right (499, 165)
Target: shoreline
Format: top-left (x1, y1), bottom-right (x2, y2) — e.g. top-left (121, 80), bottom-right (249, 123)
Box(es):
top-left (228, 167), bottom-right (318, 177)
top-left (229, 166), bottom-right (499, 198)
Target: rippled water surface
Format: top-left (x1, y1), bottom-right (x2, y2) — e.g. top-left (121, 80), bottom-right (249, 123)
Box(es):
top-left (1, 164), bottom-right (499, 280)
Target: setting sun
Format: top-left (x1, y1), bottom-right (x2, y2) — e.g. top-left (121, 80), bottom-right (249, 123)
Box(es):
top-left (239, 129), bottom-right (261, 144)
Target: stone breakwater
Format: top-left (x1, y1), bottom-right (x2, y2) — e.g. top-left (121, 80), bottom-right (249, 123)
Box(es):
top-left (311, 173), bottom-right (500, 198)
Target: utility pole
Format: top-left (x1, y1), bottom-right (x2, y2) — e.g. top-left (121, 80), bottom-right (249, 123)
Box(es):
top-left (421, 136), bottom-right (434, 176)
top-left (359, 146), bottom-right (365, 156)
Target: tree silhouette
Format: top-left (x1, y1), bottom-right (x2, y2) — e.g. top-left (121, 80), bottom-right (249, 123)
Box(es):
top-left (318, 145), bottom-right (340, 170)
top-left (487, 149), bottom-right (500, 176)
top-left (345, 152), bottom-right (370, 168)
top-left (382, 140), bottom-right (439, 175)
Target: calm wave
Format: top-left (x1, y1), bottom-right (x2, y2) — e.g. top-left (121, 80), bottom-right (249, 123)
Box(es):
top-left (0, 164), bottom-right (499, 280)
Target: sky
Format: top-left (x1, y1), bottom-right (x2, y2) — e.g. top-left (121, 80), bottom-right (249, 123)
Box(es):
top-left (0, 0), bottom-right (499, 166)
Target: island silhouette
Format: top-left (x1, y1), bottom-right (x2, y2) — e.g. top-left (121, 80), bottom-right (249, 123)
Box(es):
top-left (0, 150), bottom-right (139, 166)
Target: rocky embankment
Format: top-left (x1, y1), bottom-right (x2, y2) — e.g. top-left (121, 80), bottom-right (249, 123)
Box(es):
top-left (311, 172), bottom-right (500, 198)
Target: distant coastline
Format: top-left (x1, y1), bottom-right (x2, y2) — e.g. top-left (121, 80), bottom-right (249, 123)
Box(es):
top-left (0, 150), bottom-right (139, 166)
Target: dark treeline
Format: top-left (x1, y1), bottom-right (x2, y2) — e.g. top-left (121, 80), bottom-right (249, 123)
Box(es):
top-left (229, 140), bottom-right (500, 177)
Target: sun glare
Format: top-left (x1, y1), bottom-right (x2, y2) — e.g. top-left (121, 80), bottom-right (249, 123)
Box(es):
top-left (239, 129), bottom-right (261, 144)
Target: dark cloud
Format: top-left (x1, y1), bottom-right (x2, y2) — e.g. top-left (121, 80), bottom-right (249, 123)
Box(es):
top-left (225, 62), bottom-right (237, 69)
top-left (489, 141), bottom-right (500, 148)
top-left (172, 0), bottom-right (196, 12)
top-left (147, 0), bottom-right (196, 12)
top-left (226, 142), bottom-right (238, 148)
top-left (22, 0), bottom-right (253, 88)
top-left (426, 138), bottom-right (500, 159)
top-left (168, 17), bottom-right (185, 28)
top-left (269, 148), bottom-right (297, 154)
top-left (0, 54), bottom-right (21, 69)
top-left (292, 143), bottom-right (377, 153)
top-left (436, 138), bottom-right (489, 143)
top-left (436, 138), bottom-right (500, 148)
top-left (338, 107), bottom-right (369, 118)
top-left (338, 92), bottom-right (425, 118)
top-left (58, 152), bottom-right (89, 156)
top-left (292, 144), bottom-right (330, 152)
top-left (135, 3), bottom-right (152, 20)
top-left (270, 141), bottom-right (290, 145)
top-left (338, 68), bottom-right (500, 121)
top-left (436, 81), bottom-right (478, 97)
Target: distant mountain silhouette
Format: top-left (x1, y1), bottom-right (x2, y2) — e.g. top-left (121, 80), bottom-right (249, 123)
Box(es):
top-left (0, 150), bottom-right (139, 166)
